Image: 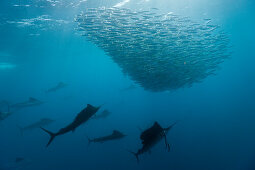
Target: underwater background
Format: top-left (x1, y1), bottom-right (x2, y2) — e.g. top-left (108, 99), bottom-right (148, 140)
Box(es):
top-left (0, 0), bottom-right (255, 169)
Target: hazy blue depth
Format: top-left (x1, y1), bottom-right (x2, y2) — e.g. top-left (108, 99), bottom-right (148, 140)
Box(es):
top-left (0, 0), bottom-right (255, 170)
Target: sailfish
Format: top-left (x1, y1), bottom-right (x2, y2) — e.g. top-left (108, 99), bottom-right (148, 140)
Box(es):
top-left (41, 104), bottom-right (101, 147)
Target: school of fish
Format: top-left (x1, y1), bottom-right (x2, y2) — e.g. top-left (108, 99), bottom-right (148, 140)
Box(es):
top-left (75, 7), bottom-right (231, 91)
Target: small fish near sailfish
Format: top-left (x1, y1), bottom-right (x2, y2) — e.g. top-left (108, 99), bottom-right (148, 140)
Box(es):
top-left (0, 111), bottom-right (12, 121)
top-left (0, 101), bottom-right (13, 121)
top-left (45, 82), bottom-right (67, 93)
top-left (41, 104), bottom-right (102, 147)
top-left (17, 118), bottom-right (55, 135)
top-left (87, 130), bottom-right (126, 144)
top-left (10, 97), bottom-right (44, 110)
top-left (14, 157), bottom-right (32, 169)
top-left (92, 109), bottom-right (111, 120)
top-left (129, 121), bottom-right (177, 163)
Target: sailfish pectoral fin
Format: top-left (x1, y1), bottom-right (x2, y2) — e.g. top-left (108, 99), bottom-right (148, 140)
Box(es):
top-left (163, 134), bottom-right (170, 152)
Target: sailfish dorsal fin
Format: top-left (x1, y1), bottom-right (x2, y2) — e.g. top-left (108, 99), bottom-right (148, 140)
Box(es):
top-left (87, 104), bottom-right (95, 109)
top-left (113, 130), bottom-right (120, 135)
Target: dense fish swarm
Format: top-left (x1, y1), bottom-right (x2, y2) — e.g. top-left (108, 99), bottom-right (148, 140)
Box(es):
top-left (75, 7), bottom-right (231, 91)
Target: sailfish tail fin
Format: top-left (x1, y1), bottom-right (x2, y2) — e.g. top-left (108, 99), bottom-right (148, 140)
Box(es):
top-left (40, 127), bottom-right (56, 147)
top-left (127, 150), bottom-right (139, 163)
top-left (86, 136), bottom-right (93, 146)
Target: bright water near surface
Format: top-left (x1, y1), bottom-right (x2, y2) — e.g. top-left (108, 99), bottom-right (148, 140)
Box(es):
top-left (0, 0), bottom-right (255, 170)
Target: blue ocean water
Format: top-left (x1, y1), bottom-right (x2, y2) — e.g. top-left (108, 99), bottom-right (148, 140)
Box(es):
top-left (0, 0), bottom-right (255, 169)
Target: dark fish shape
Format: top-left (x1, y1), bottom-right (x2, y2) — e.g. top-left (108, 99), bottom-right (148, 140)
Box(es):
top-left (0, 111), bottom-right (12, 121)
top-left (0, 102), bottom-right (13, 121)
top-left (10, 97), bottom-right (44, 110)
top-left (92, 109), bottom-right (111, 120)
top-left (18, 118), bottom-right (55, 135)
top-left (129, 121), bottom-right (177, 162)
top-left (46, 82), bottom-right (67, 93)
top-left (41, 104), bottom-right (101, 147)
top-left (14, 157), bottom-right (32, 169)
top-left (87, 130), bottom-right (126, 144)
top-left (15, 157), bottom-right (24, 163)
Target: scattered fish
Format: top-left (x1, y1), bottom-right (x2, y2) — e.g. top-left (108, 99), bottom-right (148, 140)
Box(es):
top-left (41, 104), bottom-right (101, 147)
top-left (13, 0), bottom-right (88, 9)
top-left (87, 130), bottom-right (126, 144)
top-left (17, 118), bottom-right (55, 135)
top-left (13, 4), bottom-right (31, 7)
top-left (45, 82), bottom-right (67, 93)
top-left (129, 121), bottom-right (177, 162)
top-left (92, 109), bottom-right (111, 120)
top-left (6, 15), bottom-right (70, 32)
top-left (10, 97), bottom-right (44, 110)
